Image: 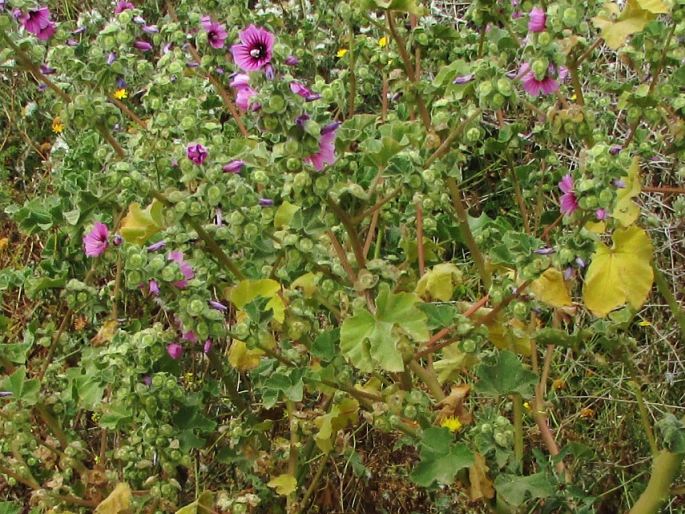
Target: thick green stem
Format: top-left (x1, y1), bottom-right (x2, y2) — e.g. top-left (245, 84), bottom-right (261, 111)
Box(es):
top-left (446, 177), bottom-right (491, 290)
top-left (629, 449), bottom-right (685, 514)
top-left (512, 393), bottom-right (524, 472)
top-left (407, 359), bottom-right (444, 401)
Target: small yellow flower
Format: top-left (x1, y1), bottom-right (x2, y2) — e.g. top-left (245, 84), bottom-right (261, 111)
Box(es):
top-left (579, 407), bottom-right (594, 419)
top-left (336, 48), bottom-right (348, 58)
top-left (113, 88), bottom-right (128, 100)
top-left (440, 416), bottom-right (462, 433)
top-left (552, 378), bottom-right (565, 391)
top-left (570, 93), bottom-right (577, 101)
top-left (51, 117), bottom-right (64, 134)
top-left (523, 402), bottom-right (532, 411)
top-left (638, 320), bottom-right (652, 327)
top-left (378, 36), bottom-right (388, 47)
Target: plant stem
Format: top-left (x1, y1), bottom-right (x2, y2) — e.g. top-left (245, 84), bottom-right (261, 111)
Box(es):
top-left (299, 453), bottom-right (330, 513)
top-left (512, 393), bottom-right (524, 472)
top-left (326, 197), bottom-right (366, 269)
top-left (652, 265), bottom-right (685, 340)
top-left (415, 200), bottom-right (425, 276)
top-left (446, 177), bottom-right (490, 290)
top-left (287, 401), bottom-right (299, 510)
top-left (425, 109), bottom-right (481, 168)
top-left (346, 23), bottom-right (357, 119)
top-left (407, 359), bottom-right (445, 401)
top-left (630, 381), bottom-right (658, 455)
top-left (629, 446), bottom-right (685, 514)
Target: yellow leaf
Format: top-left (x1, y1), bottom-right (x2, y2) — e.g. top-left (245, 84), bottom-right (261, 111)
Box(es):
top-left (229, 279), bottom-right (281, 308)
top-left (291, 272), bottom-right (321, 298)
top-left (415, 263), bottom-right (463, 302)
top-left (592, 0), bottom-right (655, 50)
top-left (613, 157), bottom-right (642, 227)
top-left (314, 398), bottom-right (359, 452)
top-left (636, 0), bottom-right (669, 13)
top-left (267, 474), bottom-right (297, 496)
top-left (94, 483), bottom-right (131, 514)
top-left (0, 238), bottom-right (8, 251)
top-left (266, 295), bottom-right (286, 323)
top-left (585, 220), bottom-right (606, 234)
top-left (583, 226), bottom-right (653, 317)
top-left (90, 319), bottom-right (119, 347)
top-left (120, 200), bottom-right (164, 245)
top-left (530, 268), bottom-right (572, 308)
top-left (228, 340), bottom-right (263, 371)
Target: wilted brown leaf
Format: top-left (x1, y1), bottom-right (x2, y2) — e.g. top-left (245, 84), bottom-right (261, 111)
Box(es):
top-left (436, 384), bottom-right (472, 425)
top-left (468, 452), bottom-right (494, 501)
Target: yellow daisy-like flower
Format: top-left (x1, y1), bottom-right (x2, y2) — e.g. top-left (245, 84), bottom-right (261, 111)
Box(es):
top-left (579, 407), bottom-right (594, 419)
top-left (523, 401), bottom-right (532, 411)
top-left (440, 416), bottom-right (462, 433)
top-left (336, 48), bottom-right (348, 58)
top-left (51, 117), bottom-right (64, 134)
top-left (113, 88), bottom-right (128, 100)
top-left (378, 36), bottom-right (388, 47)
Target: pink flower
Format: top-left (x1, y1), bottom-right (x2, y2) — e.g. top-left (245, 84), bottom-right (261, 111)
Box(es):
top-left (148, 279), bottom-right (160, 296)
top-left (114, 1), bottom-right (134, 14)
top-left (284, 55), bottom-right (299, 66)
top-left (528, 7), bottom-right (546, 33)
top-left (305, 121), bottom-right (341, 172)
top-left (134, 40), bottom-right (153, 52)
top-left (201, 16), bottom-right (227, 49)
top-left (230, 74), bottom-right (257, 111)
top-left (203, 339), bottom-right (213, 354)
top-left (168, 251), bottom-right (194, 288)
top-left (167, 342), bottom-right (183, 360)
top-left (222, 160), bottom-right (245, 173)
top-left (182, 330), bottom-right (197, 342)
top-left (230, 25), bottom-right (275, 72)
top-left (20, 7), bottom-right (56, 41)
top-left (83, 222), bottom-right (109, 257)
top-left (559, 175), bottom-right (579, 216)
top-left (595, 208), bottom-right (607, 220)
top-left (290, 82), bottom-right (321, 101)
top-left (186, 143), bottom-right (208, 165)
top-left (518, 62), bottom-right (567, 97)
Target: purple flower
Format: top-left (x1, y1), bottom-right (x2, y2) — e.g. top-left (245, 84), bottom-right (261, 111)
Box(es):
top-left (148, 279), bottom-right (160, 296)
top-left (114, 1), bottom-right (134, 14)
top-left (40, 64), bottom-right (56, 75)
top-left (107, 52), bottom-right (117, 65)
top-left (116, 77), bottom-right (127, 89)
top-left (37, 83), bottom-right (47, 92)
top-left (609, 145), bottom-right (622, 155)
top-left (528, 7), bottom-right (546, 33)
top-left (215, 208), bottom-right (223, 226)
top-left (284, 55), bottom-right (300, 66)
top-left (305, 121), bottom-right (341, 172)
top-left (182, 330), bottom-right (197, 342)
top-left (575, 257), bottom-right (586, 268)
top-left (453, 73), bottom-right (474, 85)
top-left (559, 175), bottom-right (579, 216)
top-left (134, 40), bottom-right (153, 52)
top-left (163, 42), bottom-right (173, 54)
top-left (613, 179), bottom-right (626, 189)
top-left (113, 234), bottom-right (123, 246)
top-left (259, 198), bottom-right (274, 207)
top-left (203, 339), bottom-right (213, 354)
top-left (186, 143), bottom-right (208, 165)
top-left (223, 160), bottom-right (245, 174)
top-left (290, 82), bottom-right (321, 101)
top-left (67, 38), bottom-right (78, 46)
top-left (534, 247), bottom-right (555, 255)
top-left (168, 251), bottom-right (194, 288)
top-left (230, 73), bottom-right (257, 111)
top-left (186, 61), bottom-right (200, 68)
top-left (595, 208), bottom-right (607, 221)
top-left (518, 62), bottom-right (567, 97)
top-left (167, 343), bottom-right (183, 360)
top-left (563, 267), bottom-right (574, 280)
top-left (142, 24), bottom-right (159, 34)
top-left (209, 300), bottom-right (228, 312)
top-left (201, 16), bottom-right (227, 49)
top-left (72, 26), bottom-right (86, 34)
top-left (230, 25), bottom-right (275, 72)
top-left (142, 375), bottom-right (152, 386)
top-left (83, 222), bottom-right (109, 257)
top-left (264, 63), bottom-right (275, 80)
top-left (20, 7), bottom-right (56, 41)
top-left (147, 240), bottom-right (166, 252)
top-left (133, 15), bottom-right (145, 24)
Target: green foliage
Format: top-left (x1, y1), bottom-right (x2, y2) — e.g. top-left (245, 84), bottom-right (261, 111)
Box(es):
top-left (475, 351), bottom-right (537, 398)
top-left (410, 427), bottom-right (474, 487)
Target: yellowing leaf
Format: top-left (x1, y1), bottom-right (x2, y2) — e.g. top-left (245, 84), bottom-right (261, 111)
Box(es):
top-left (613, 157), bottom-right (642, 227)
top-left (583, 226), bottom-right (653, 317)
top-left (636, 0), bottom-right (669, 13)
top-left (94, 483), bottom-right (131, 514)
top-left (592, 0), bottom-right (656, 50)
top-left (229, 279), bottom-right (281, 308)
top-left (266, 295), bottom-right (286, 323)
top-left (228, 340), bottom-right (264, 371)
top-left (274, 201), bottom-right (300, 228)
top-left (175, 491), bottom-right (215, 514)
top-left (315, 397), bottom-right (359, 452)
top-left (291, 272), bottom-right (321, 298)
top-left (486, 318), bottom-right (533, 356)
top-left (90, 319), bottom-right (119, 347)
top-left (415, 263), bottom-right (463, 302)
top-left (267, 474), bottom-right (297, 496)
top-left (530, 268), bottom-right (572, 308)
top-left (120, 200), bottom-right (164, 244)
top-left (585, 220), bottom-right (606, 234)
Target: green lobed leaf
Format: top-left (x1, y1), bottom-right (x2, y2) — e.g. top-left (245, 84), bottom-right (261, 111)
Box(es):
top-left (410, 427), bottom-right (474, 487)
top-left (494, 473), bottom-right (555, 507)
top-left (475, 351), bottom-right (537, 398)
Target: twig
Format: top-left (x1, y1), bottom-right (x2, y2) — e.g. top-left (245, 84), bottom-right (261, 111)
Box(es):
top-left (415, 200), bottom-right (425, 276)
top-left (425, 110), bottom-right (481, 168)
top-left (326, 197), bottom-right (366, 269)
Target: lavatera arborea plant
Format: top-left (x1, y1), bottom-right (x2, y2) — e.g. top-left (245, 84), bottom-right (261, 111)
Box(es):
top-left (1, 0), bottom-right (685, 512)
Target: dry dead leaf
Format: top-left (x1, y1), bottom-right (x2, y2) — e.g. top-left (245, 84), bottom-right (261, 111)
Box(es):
top-left (468, 452), bottom-right (494, 501)
top-left (436, 384), bottom-right (472, 425)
